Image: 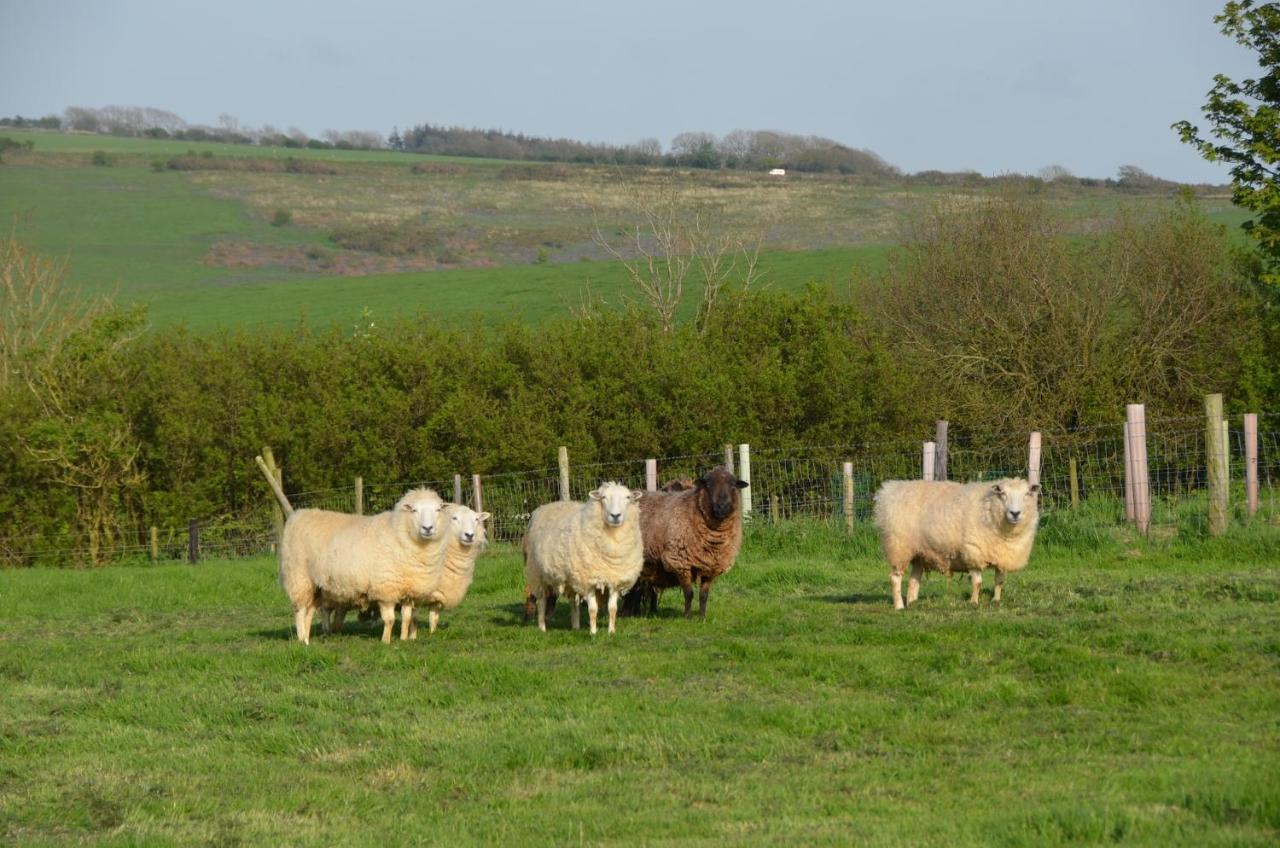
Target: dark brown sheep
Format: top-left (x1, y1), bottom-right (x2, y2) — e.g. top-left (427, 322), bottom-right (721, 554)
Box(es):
top-left (623, 465), bottom-right (748, 619)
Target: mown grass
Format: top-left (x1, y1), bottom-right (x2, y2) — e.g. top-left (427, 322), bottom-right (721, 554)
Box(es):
top-left (1, 521), bottom-right (1276, 846)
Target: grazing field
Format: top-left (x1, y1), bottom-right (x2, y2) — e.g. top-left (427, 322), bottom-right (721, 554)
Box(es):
top-left (0, 128), bottom-right (1244, 331)
top-left (1, 522), bottom-right (1276, 846)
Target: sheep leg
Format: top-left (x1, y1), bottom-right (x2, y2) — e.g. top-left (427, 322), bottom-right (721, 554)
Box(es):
top-left (968, 570), bottom-right (982, 604)
top-left (585, 590), bottom-right (599, 635)
top-left (607, 588), bottom-right (619, 634)
top-left (993, 570), bottom-right (1005, 603)
top-left (647, 585), bottom-right (659, 615)
top-left (294, 606), bottom-right (313, 645)
top-left (698, 574), bottom-right (715, 620)
top-left (535, 592), bottom-right (548, 632)
top-left (890, 571), bottom-right (904, 610)
top-left (330, 607), bottom-right (348, 634)
top-left (523, 592), bottom-right (537, 623)
top-left (679, 572), bottom-right (695, 618)
top-left (906, 564), bottom-right (924, 605)
top-left (545, 589), bottom-right (558, 621)
top-left (428, 607), bottom-right (440, 634)
top-left (401, 603), bottom-right (415, 641)
top-left (378, 601), bottom-right (397, 643)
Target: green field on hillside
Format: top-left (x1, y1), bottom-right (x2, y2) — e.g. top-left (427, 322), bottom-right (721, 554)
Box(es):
top-left (0, 128), bottom-right (1249, 332)
top-left (0, 521), bottom-right (1276, 846)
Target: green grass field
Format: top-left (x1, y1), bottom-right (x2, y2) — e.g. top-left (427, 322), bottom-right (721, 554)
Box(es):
top-left (2, 522), bottom-right (1276, 846)
top-left (0, 128), bottom-right (1246, 332)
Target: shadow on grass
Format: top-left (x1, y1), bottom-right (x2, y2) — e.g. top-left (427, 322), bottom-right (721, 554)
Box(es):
top-left (817, 592), bottom-right (889, 606)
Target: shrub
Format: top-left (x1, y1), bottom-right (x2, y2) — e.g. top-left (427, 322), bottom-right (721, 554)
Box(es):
top-left (90, 150), bottom-right (111, 167)
top-left (271, 209), bottom-right (293, 227)
top-left (329, 220), bottom-right (439, 256)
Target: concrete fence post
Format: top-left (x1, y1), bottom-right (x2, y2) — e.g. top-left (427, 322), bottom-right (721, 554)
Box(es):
top-left (922, 441), bottom-right (936, 481)
top-left (558, 446), bottom-right (571, 501)
top-left (842, 461), bottom-right (854, 534)
top-left (738, 444), bottom-right (752, 518)
top-left (1028, 431), bottom-right (1042, 488)
top-left (1244, 413), bottom-right (1259, 518)
top-left (645, 459), bottom-right (657, 492)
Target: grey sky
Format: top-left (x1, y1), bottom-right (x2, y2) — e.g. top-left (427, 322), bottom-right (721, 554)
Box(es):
top-left (1, 0), bottom-right (1259, 182)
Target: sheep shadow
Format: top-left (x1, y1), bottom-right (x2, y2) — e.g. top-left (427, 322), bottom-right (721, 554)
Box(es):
top-left (818, 593), bottom-right (889, 606)
top-left (254, 618), bottom-right (401, 642)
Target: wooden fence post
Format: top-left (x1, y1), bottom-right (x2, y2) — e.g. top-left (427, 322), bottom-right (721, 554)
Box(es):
top-left (724, 444), bottom-right (735, 475)
top-left (738, 444), bottom-right (752, 518)
top-left (558, 446), bottom-right (571, 501)
top-left (187, 520), bottom-right (199, 564)
top-left (150, 526), bottom-right (159, 562)
top-left (1069, 457), bottom-right (1080, 510)
top-left (1027, 431), bottom-right (1042, 488)
top-left (842, 461), bottom-right (854, 534)
top-left (453, 474), bottom-right (463, 505)
top-left (1126, 404), bottom-right (1150, 535)
top-left (645, 459), bottom-right (657, 492)
top-left (355, 476), bottom-right (364, 515)
top-left (1205, 393), bottom-right (1227, 535)
top-left (922, 441), bottom-right (936, 481)
top-left (1244, 413), bottom-right (1259, 519)
top-left (770, 493), bottom-right (780, 523)
top-left (472, 474), bottom-right (484, 514)
top-left (1123, 420), bottom-right (1135, 522)
top-left (934, 420), bottom-right (949, 481)
top-left (261, 446), bottom-right (284, 541)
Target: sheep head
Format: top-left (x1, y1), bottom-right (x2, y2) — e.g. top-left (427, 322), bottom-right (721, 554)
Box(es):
top-left (697, 465), bottom-right (749, 521)
top-left (589, 481), bottom-right (643, 528)
top-left (990, 479), bottom-right (1040, 528)
top-left (447, 504), bottom-right (490, 547)
top-left (397, 488), bottom-right (446, 540)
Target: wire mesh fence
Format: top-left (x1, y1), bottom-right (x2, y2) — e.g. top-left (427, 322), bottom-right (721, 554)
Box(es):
top-left (3, 413), bottom-right (1277, 566)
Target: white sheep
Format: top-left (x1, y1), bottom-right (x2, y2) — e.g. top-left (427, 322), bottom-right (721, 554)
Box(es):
top-left (872, 478), bottom-right (1040, 609)
top-left (402, 504), bottom-right (490, 638)
top-left (523, 481), bottom-right (644, 635)
top-left (277, 488), bottom-right (448, 644)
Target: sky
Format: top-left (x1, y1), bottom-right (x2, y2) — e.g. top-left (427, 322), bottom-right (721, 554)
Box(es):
top-left (0, 0), bottom-right (1261, 182)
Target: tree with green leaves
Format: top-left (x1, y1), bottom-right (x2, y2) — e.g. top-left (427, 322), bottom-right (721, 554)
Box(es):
top-left (1174, 1), bottom-right (1280, 284)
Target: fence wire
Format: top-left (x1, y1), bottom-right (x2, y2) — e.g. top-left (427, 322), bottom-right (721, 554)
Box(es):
top-left (4, 415), bottom-right (1277, 565)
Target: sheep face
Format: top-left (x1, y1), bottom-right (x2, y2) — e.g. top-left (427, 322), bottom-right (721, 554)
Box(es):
top-left (991, 480), bottom-right (1040, 527)
top-left (590, 482), bottom-right (643, 528)
top-left (398, 489), bottom-right (445, 540)
top-left (448, 506), bottom-right (490, 547)
top-left (698, 466), bottom-right (749, 521)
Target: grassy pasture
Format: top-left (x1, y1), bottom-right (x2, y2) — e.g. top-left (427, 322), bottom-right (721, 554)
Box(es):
top-left (0, 129), bottom-right (1245, 332)
top-left (1, 521), bottom-right (1276, 846)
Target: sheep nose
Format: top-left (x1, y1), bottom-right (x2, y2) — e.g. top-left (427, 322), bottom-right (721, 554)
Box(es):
top-left (609, 512), bottom-right (622, 523)
top-left (423, 524), bottom-right (435, 535)
top-left (463, 531), bottom-right (474, 542)
top-left (1008, 511), bottom-right (1021, 521)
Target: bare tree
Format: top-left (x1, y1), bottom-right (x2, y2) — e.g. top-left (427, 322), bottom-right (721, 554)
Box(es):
top-left (592, 176), bottom-right (764, 333)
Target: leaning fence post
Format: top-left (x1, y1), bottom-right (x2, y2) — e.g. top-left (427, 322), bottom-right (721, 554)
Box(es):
top-left (922, 441), bottom-right (936, 481)
top-left (842, 461), bottom-right (854, 534)
top-left (1205, 393), bottom-right (1228, 535)
top-left (1123, 420), bottom-right (1135, 522)
top-left (1244, 413), bottom-right (1259, 519)
top-left (737, 444), bottom-right (752, 518)
top-left (188, 520), bottom-right (199, 564)
top-left (261, 446), bottom-right (284, 541)
top-left (1069, 457), bottom-right (1080, 510)
top-left (355, 476), bottom-right (364, 515)
top-left (1027, 431), bottom-right (1042, 488)
top-left (472, 473), bottom-right (484, 514)
top-left (724, 443), bottom-right (735, 475)
top-left (558, 446), bottom-right (571, 501)
top-left (453, 474), bottom-right (463, 505)
top-left (934, 420), bottom-right (949, 481)
top-left (1126, 403), bottom-right (1150, 535)
top-left (645, 459), bottom-right (657, 492)
top-left (150, 526), bottom-right (159, 562)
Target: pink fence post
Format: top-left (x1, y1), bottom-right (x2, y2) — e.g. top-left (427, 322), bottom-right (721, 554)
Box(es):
top-left (1123, 419), bottom-right (1135, 522)
top-left (1027, 431), bottom-right (1042, 488)
top-left (1126, 404), bottom-right (1150, 535)
top-left (1244, 413), bottom-right (1259, 518)
top-left (645, 459), bottom-right (657, 492)
top-left (922, 441), bottom-right (936, 481)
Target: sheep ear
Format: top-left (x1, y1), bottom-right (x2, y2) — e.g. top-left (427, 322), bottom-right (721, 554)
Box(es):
top-left (477, 511), bottom-right (491, 522)
top-left (735, 480), bottom-right (749, 490)
top-left (1028, 484), bottom-right (1040, 497)
top-left (991, 484), bottom-right (1004, 497)
top-left (629, 489), bottom-right (644, 501)
top-left (402, 502), bottom-right (415, 512)
top-left (589, 488), bottom-right (604, 501)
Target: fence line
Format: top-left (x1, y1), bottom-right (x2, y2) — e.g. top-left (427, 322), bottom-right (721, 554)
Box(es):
top-left (4, 413), bottom-right (1278, 566)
